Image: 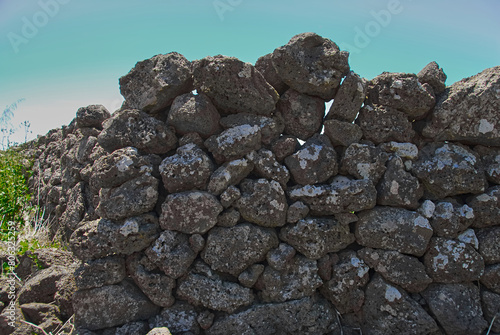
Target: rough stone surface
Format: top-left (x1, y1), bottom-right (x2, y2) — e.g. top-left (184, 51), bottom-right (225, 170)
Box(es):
top-left (238, 264), bottom-right (265, 288)
top-left (204, 124), bottom-right (262, 163)
top-left (340, 142), bottom-right (388, 183)
top-left (355, 207), bottom-right (433, 257)
top-left (286, 201), bottom-right (309, 224)
top-left (202, 223), bottom-right (279, 276)
top-left (284, 134), bottom-right (338, 185)
top-left (481, 290), bottom-right (500, 333)
top-left (423, 237), bottom-right (485, 283)
top-left (326, 71), bottom-right (367, 122)
top-left (429, 201), bottom-right (475, 238)
top-left (193, 55), bottom-right (279, 116)
top-left (277, 89), bottom-right (325, 140)
top-left (423, 283), bottom-right (488, 335)
top-left (220, 112), bottom-right (285, 146)
top-left (481, 264), bottom-right (500, 294)
top-left (98, 109), bottom-right (177, 154)
top-left (207, 158), bottom-right (253, 195)
top-left (417, 61), bottom-right (447, 95)
top-left (254, 52), bottom-right (288, 94)
top-left (476, 227), bottom-right (500, 264)
top-left (412, 142), bottom-right (486, 199)
top-left (216, 208), bottom-right (240, 227)
top-left (76, 105), bottom-right (111, 129)
top-left (149, 301), bottom-right (200, 335)
top-left (119, 52), bottom-right (193, 114)
top-left (159, 143), bottom-right (214, 193)
top-left (18, 266), bottom-right (72, 305)
top-left (280, 217), bottom-right (355, 259)
top-left (160, 191), bottom-right (223, 234)
top-left (323, 119), bottom-right (363, 147)
top-left (359, 248), bottom-right (432, 293)
top-left (270, 135), bottom-right (299, 162)
top-left (219, 185), bottom-right (241, 208)
top-left (362, 275), bottom-right (439, 335)
top-left (74, 256), bottom-right (126, 290)
top-left (246, 149), bottom-right (290, 187)
top-left (474, 145), bottom-right (500, 184)
top-left (167, 92), bottom-right (221, 138)
top-left (272, 32), bottom-right (350, 100)
top-left (423, 66), bottom-right (500, 146)
top-left (266, 243), bottom-right (296, 271)
top-left (380, 141), bottom-right (419, 160)
top-left (467, 186), bottom-right (500, 228)
top-left (235, 179), bottom-right (288, 227)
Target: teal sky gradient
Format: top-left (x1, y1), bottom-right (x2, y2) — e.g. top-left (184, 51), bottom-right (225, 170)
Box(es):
top-left (1, 0), bottom-right (499, 143)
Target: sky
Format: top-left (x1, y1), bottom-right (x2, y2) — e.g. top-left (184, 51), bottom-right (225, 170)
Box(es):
top-left (1, 0), bottom-right (499, 145)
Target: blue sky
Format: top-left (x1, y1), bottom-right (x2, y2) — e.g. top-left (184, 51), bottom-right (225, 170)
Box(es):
top-left (1, 0), bottom-right (499, 144)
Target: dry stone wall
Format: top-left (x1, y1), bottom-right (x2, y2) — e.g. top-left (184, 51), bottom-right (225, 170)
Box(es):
top-left (26, 32), bottom-right (500, 335)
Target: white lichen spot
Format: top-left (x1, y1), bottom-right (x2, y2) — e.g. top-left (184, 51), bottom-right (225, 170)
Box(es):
top-left (289, 185), bottom-right (327, 198)
top-left (418, 200), bottom-right (435, 219)
top-left (433, 253), bottom-right (449, 270)
top-left (238, 64), bottom-right (252, 78)
top-left (390, 180), bottom-right (400, 194)
top-left (357, 82), bottom-right (364, 92)
top-left (116, 156), bottom-right (134, 172)
top-left (120, 219), bottom-right (139, 236)
top-left (476, 193), bottom-right (493, 202)
top-left (394, 94), bottom-right (401, 100)
top-left (392, 79), bottom-right (403, 89)
top-left (356, 163), bottom-right (372, 179)
top-left (385, 285), bottom-right (402, 302)
top-left (270, 199), bottom-right (285, 211)
top-left (459, 205), bottom-right (474, 219)
top-left (434, 202), bottom-right (454, 220)
top-left (458, 229), bottom-right (479, 249)
top-left (414, 216), bottom-right (432, 230)
top-left (296, 145), bottom-right (321, 169)
top-left (478, 119), bottom-right (495, 134)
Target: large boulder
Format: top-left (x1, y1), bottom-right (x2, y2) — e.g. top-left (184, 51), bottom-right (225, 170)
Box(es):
top-left (76, 105), bottom-right (110, 129)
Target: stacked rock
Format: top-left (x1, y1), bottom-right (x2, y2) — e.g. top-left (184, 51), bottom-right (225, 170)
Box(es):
top-left (22, 33), bottom-right (500, 335)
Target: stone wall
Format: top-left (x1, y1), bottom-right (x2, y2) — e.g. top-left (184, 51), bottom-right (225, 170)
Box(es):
top-left (27, 33), bottom-right (500, 334)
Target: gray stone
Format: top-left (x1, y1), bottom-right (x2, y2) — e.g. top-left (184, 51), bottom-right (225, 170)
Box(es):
top-left (423, 283), bottom-right (488, 335)
top-left (98, 109), bottom-right (177, 154)
top-left (97, 174), bottom-right (158, 220)
top-left (288, 177), bottom-right (377, 215)
top-left (159, 143), bottom-right (214, 193)
top-left (467, 186), bottom-right (500, 228)
top-left (280, 217), bottom-right (355, 259)
top-left (74, 256), bottom-right (126, 290)
top-left (238, 264), bottom-right (265, 288)
top-left (193, 55), bottom-right (279, 116)
top-left (18, 266), bottom-right (72, 305)
top-left (111, 322), bottom-right (150, 335)
top-left (178, 131), bottom-right (205, 148)
top-left (376, 156), bottom-right (423, 209)
top-left (220, 112), bottom-right (285, 146)
top-left (201, 223), bottom-right (279, 276)
top-left (355, 207), bottom-right (433, 257)
top-left (216, 208), bottom-right (240, 227)
top-left (458, 228), bottom-right (480, 249)
top-left (197, 311), bottom-right (215, 331)
top-left (362, 275), bottom-right (439, 335)
top-left (417, 61), bottom-right (447, 95)
top-left (167, 92), bottom-right (221, 138)
top-left (246, 149), bottom-right (290, 187)
top-left (323, 119), bottom-right (363, 147)
top-left (20, 303), bottom-right (62, 333)
top-left (204, 124), bottom-right (262, 164)
top-left (482, 290), bottom-right (500, 333)
top-left (359, 248), bottom-right (432, 293)
top-left (379, 141), bottom-right (419, 160)
top-left (76, 105), bottom-right (111, 129)
top-left (272, 32), bottom-right (350, 100)
top-left (270, 135), bottom-right (299, 162)
top-left (277, 89), bottom-right (325, 140)
top-left (340, 142), bottom-right (388, 183)
top-left (119, 52), bottom-right (193, 114)
top-left (476, 227), bottom-right (500, 264)
top-left (284, 134), bottom-right (338, 185)
top-left (207, 158), bottom-right (253, 195)
top-left (423, 66), bottom-right (500, 146)
top-left (76, 135), bottom-right (98, 164)
top-left (160, 191), bottom-right (223, 234)
top-left (266, 243), bottom-right (296, 271)
top-left (254, 53), bottom-right (288, 94)
top-left (367, 72), bottom-right (436, 120)
top-left (481, 264), bottom-right (500, 294)
top-left (73, 280), bottom-right (160, 331)
top-left (257, 255), bottom-right (322, 303)
top-left (286, 201), bottom-right (309, 224)
top-left (219, 185), bottom-right (241, 208)
top-left (326, 71), bottom-right (367, 122)
top-left (149, 301), bottom-right (199, 335)
top-left (234, 179), bottom-right (288, 228)
top-left (423, 237), bottom-right (484, 283)
top-left (429, 201), bottom-right (475, 238)
top-left (189, 234), bottom-right (206, 253)
top-left (412, 142), bottom-right (486, 199)
top-left (475, 145), bottom-right (500, 184)
top-left (59, 181), bottom-right (87, 231)
top-left (145, 230), bottom-right (197, 279)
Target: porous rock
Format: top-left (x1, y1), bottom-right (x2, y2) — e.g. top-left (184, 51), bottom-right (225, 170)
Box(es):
top-left (266, 243), bottom-right (296, 271)
top-left (476, 226), bottom-right (500, 264)
top-left (254, 52), bottom-right (288, 94)
top-left (429, 201), bottom-right (475, 238)
top-left (220, 112), bottom-right (284, 146)
top-left (323, 119), bottom-right (363, 147)
top-left (246, 149), bottom-right (290, 187)
top-left (74, 255), bottom-right (126, 290)
top-left (204, 124), bottom-right (262, 163)
top-left (286, 201), bottom-right (309, 224)
top-left (219, 185), bottom-right (241, 208)
top-left (481, 290), bottom-right (500, 333)
top-left (340, 142), bottom-right (388, 183)
top-left (467, 186), bottom-right (500, 228)
top-left (238, 264), bottom-right (265, 288)
top-left (20, 303), bottom-right (62, 334)
top-left (474, 145), bottom-right (500, 184)
top-left (326, 71), bottom-right (367, 122)
top-left (18, 265), bottom-right (73, 305)
top-left (481, 264), bottom-right (500, 294)
top-left (417, 61), bottom-right (447, 95)
top-left (270, 135), bottom-right (299, 162)
top-left (76, 105), bottom-right (111, 129)
top-left (207, 158), bottom-right (253, 196)
top-left (216, 208), bottom-right (240, 227)
top-left (149, 301), bottom-right (199, 335)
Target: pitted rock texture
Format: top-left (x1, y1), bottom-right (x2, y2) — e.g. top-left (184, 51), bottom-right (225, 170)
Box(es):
top-left (219, 112), bottom-right (284, 146)
top-left (326, 71), bottom-right (367, 122)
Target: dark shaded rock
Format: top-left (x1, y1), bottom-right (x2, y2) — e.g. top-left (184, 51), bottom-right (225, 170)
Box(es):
top-left (286, 201), bottom-right (309, 224)
top-left (320, 251), bottom-right (369, 314)
top-left (234, 179), bottom-right (288, 227)
top-left (272, 32), bottom-right (350, 100)
top-left (98, 109), bottom-right (177, 154)
top-left (481, 264), bottom-right (500, 294)
top-left (74, 255), bottom-right (126, 290)
top-left (97, 174), bottom-right (158, 220)
top-left (340, 142), bottom-right (388, 183)
top-left (59, 181), bottom-right (87, 231)
top-left (280, 217), bottom-right (354, 259)
top-left (178, 131), bottom-right (205, 148)
top-left (417, 61), bottom-right (447, 95)
top-left (423, 66), bottom-right (500, 146)
top-left (284, 134), bottom-right (338, 185)
top-left (429, 201), bottom-right (475, 238)
top-left (119, 52), bottom-right (193, 114)
top-left (238, 264), bottom-right (265, 288)
top-left (207, 158), bottom-right (253, 196)
top-left (159, 143), bottom-right (214, 193)
top-left (246, 149), bottom-right (290, 187)
top-left (216, 208), bottom-right (240, 227)
top-left (377, 156), bottom-right (423, 209)
top-left (288, 177), bottom-right (377, 215)
top-left (109, 321), bottom-right (151, 335)
top-left (145, 230), bottom-right (197, 279)
top-left (0, 304), bottom-right (32, 335)
top-left (474, 145), bottom-right (500, 184)
top-left (149, 301), bottom-right (199, 335)
top-left (201, 223), bottom-right (279, 276)
top-left (424, 237), bottom-right (484, 283)
top-left (73, 279), bottom-right (160, 331)
top-left (254, 53), bottom-right (288, 94)
top-left (423, 283), bottom-right (488, 335)
top-left (20, 303), bottom-right (62, 333)
top-left (477, 227), bottom-right (500, 264)
top-left (356, 104), bottom-right (416, 144)
top-left (362, 275), bottom-right (439, 335)
top-left (266, 243), bottom-right (296, 271)
top-left (160, 191), bottom-right (222, 234)
top-left (204, 124), bottom-right (262, 164)
top-left (197, 311), bottom-right (215, 331)
top-left (355, 207), bottom-right (433, 257)
top-left (76, 135), bottom-right (98, 164)
top-left (359, 248), bottom-right (432, 293)
top-left (193, 55), bottom-right (279, 116)
top-left (367, 72), bottom-right (436, 120)
top-left (412, 142), bottom-right (486, 199)
top-left (220, 112), bottom-right (285, 146)
top-left (70, 214), bottom-right (160, 261)
top-left (189, 234), bottom-right (205, 253)
top-left (220, 185), bottom-right (241, 208)
top-left (257, 255), bottom-right (322, 303)
top-left (482, 290), bottom-right (500, 333)
top-left (207, 295), bottom-right (335, 335)
top-left (277, 89), bottom-right (325, 140)
top-left (76, 105), bottom-right (111, 129)
top-left (18, 265), bottom-right (73, 305)
top-left (325, 71), bottom-right (367, 122)
top-left (323, 119), bottom-right (363, 147)
top-left (270, 135), bottom-right (300, 162)
top-left (467, 186), bottom-right (500, 228)
top-left (167, 92), bottom-right (221, 138)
